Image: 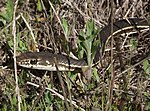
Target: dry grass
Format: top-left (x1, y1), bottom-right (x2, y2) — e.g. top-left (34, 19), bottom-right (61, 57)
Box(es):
top-left (0, 0), bottom-right (150, 111)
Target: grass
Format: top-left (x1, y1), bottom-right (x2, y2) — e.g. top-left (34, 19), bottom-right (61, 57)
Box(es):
top-left (0, 0), bottom-right (150, 111)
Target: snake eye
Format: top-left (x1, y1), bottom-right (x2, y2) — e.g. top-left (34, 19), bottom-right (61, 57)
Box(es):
top-left (30, 59), bottom-right (38, 65)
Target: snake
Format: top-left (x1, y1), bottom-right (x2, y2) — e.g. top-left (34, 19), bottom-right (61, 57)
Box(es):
top-left (16, 18), bottom-right (149, 71)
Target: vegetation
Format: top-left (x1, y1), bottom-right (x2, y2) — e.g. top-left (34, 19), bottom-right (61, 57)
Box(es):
top-left (0, 0), bottom-right (149, 111)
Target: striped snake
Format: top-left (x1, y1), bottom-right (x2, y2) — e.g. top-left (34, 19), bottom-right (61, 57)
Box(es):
top-left (16, 18), bottom-right (149, 71)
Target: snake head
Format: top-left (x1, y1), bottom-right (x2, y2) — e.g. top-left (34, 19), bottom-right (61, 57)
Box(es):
top-left (16, 52), bottom-right (39, 69)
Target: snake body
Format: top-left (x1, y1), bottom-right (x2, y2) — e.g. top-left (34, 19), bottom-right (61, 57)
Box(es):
top-left (17, 52), bottom-right (88, 71)
top-left (17, 18), bottom-right (149, 71)
top-left (95, 18), bottom-right (149, 62)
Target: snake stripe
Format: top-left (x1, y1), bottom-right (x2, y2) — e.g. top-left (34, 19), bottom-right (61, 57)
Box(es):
top-left (17, 52), bottom-right (88, 71)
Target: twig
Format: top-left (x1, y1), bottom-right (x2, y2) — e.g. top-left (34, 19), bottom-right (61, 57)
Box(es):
top-left (54, 57), bottom-right (70, 111)
top-left (12, 0), bottom-right (21, 111)
top-left (20, 13), bottom-right (39, 52)
top-left (29, 84), bottom-right (46, 111)
top-left (64, 74), bottom-right (74, 111)
top-left (107, 1), bottom-right (114, 111)
top-left (48, 0), bottom-right (69, 42)
top-left (115, 38), bottom-right (127, 111)
top-left (40, 0), bottom-right (58, 52)
top-left (27, 82), bottom-right (85, 111)
top-left (116, 54), bottom-right (150, 78)
top-left (71, 1), bottom-right (104, 27)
